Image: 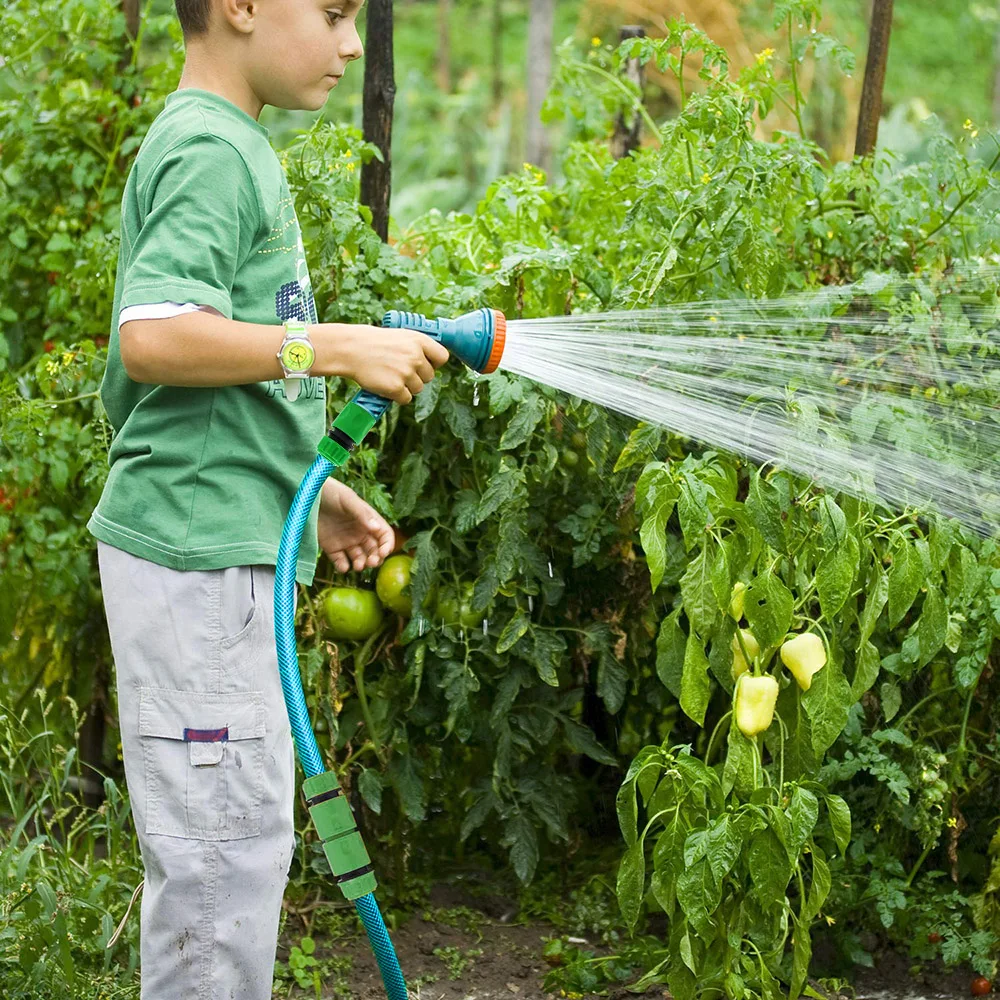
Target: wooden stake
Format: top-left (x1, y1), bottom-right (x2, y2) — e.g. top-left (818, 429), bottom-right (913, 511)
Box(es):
top-left (361, 0), bottom-right (396, 242)
top-left (611, 25), bottom-right (646, 160)
top-left (854, 0), bottom-right (894, 158)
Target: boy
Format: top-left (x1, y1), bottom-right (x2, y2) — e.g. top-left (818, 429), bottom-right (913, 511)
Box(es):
top-left (88, 0), bottom-right (448, 996)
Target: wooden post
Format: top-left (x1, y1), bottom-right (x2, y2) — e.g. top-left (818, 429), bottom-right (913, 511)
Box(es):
top-left (525, 0), bottom-right (555, 173)
top-left (117, 0), bottom-right (140, 75)
top-left (436, 0), bottom-right (453, 94)
top-left (611, 25), bottom-right (646, 159)
top-left (492, 0), bottom-right (503, 105)
top-left (361, 0), bottom-right (395, 242)
top-left (854, 0), bottom-right (894, 158)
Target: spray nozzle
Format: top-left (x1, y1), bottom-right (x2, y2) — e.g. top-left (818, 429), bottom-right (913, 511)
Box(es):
top-left (382, 307), bottom-right (506, 375)
top-left (319, 307), bottom-right (507, 464)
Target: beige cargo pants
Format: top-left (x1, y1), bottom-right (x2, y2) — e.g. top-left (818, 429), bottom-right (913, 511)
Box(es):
top-left (97, 540), bottom-right (297, 999)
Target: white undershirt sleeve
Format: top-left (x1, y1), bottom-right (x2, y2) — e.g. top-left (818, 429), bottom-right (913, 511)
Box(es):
top-left (118, 302), bottom-right (224, 331)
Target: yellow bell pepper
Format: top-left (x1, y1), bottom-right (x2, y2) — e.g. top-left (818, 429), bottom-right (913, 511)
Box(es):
top-left (730, 629), bottom-right (759, 681)
top-left (735, 674), bottom-right (779, 737)
top-left (780, 633), bottom-right (828, 691)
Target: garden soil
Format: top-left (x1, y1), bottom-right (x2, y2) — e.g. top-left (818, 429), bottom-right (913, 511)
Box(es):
top-left (276, 884), bottom-right (983, 1000)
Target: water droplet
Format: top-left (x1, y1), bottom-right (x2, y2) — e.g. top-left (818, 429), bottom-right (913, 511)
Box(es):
top-left (528, 595), bottom-right (534, 613)
top-left (482, 618), bottom-right (489, 637)
top-left (548, 561), bottom-right (553, 578)
top-left (418, 618), bottom-right (424, 637)
top-left (472, 384), bottom-right (480, 406)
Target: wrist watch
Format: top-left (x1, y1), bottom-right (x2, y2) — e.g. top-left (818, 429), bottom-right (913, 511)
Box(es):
top-left (276, 318), bottom-right (316, 402)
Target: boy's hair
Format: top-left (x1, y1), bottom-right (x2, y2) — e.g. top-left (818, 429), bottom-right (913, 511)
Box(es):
top-left (175, 0), bottom-right (211, 37)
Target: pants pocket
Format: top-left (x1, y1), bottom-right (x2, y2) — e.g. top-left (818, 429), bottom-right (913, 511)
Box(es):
top-left (138, 686), bottom-right (266, 841)
top-left (219, 564), bottom-right (260, 648)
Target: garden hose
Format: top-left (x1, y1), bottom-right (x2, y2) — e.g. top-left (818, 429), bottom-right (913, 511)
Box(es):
top-left (273, 307), bottom-right (506, 1000)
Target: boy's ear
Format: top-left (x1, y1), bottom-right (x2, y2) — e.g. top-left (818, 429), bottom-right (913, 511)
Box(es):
top-left (221, 0), bottom-right (258, 34)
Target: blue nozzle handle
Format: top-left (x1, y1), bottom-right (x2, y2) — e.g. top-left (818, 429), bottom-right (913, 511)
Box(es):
top-left (382, 307), bottom-right (499, 374)
top-left (320, 307), bottom-right (503, 466)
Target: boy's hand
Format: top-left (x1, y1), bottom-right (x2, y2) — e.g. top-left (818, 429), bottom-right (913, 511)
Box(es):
top-left (333, 325), bottom-right (450, 404)
top-left (317, 479), bottom-right (395, 573)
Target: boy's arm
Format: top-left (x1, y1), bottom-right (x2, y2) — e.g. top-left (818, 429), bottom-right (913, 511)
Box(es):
top-left (120, 311), bottom-right (448, 403)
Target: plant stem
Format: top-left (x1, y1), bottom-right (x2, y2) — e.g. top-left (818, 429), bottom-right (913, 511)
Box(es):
top-left (786, 16), bottom-right (805, 137)
top-left (705, 710), bottom-right (733, 766)
top-left (353, 628), bottom-right (387, 764)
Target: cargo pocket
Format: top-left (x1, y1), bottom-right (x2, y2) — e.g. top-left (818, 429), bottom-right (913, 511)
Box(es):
top-left (138, 686), bottom-right (266, 841)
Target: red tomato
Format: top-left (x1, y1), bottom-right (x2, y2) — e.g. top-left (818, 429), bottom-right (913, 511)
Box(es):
top-left (971, 977), bottom-right (992, 996)
top-left (43, 340), bottom-right (55, 352)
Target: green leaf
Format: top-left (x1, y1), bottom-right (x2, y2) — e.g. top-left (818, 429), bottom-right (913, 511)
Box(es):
top-left (804, 847), bottom-right (832, 922)
top-left (804, 654), bottom-right (853, 755)
top-left (679, 630), bottom-right (711, 726)
top-left (532, 629), bottom-right (565, 686)
top-left (825, 794), bottom-right (852, 854)
top-left (617, 839), bottom-right (646, 930)
top-left (816, 534), bottom-right (859, 620)
top-left (500, 394), bottom-right (545, 450)
top-left (722, 719), bottom-right (755, 797)
top-left (676, 857), bottom-right (719, 936)
top-left (743, 571), bottom-right (794, 650)
top-left (614, 422), bottom-right (663, 473)
top-left (655, 609), bottom-right (685, 699)
top-left (680, 543), bottom-right (720, 636)
top-left (564, 719), bottom-right (617, 766)
top-left (476, 461), bottom-right (524, 522)
top-left (852, 640), bottom-right (880, 700)
top-left (485, 371), bottom-right (524, 414)
top-left (888, 542), bottom-right (923, 627)
top-left (503, 813), bottom-right (539, 884)
top-left (357, 767), bottom-right (383, 814)
top-left (746, 470), bottom-right (786, 552)
top-left (859, 564), bottom-right (889, 643)
top-left (786, 786), bottom-right (820, 858)
top-left (388, 753), bottom-right (427, 821)
top-left (496, 609), bottom-right (530, 654)
top-left (706, 816), bottom-right (742, 884)
top-left (790, 916), bottom-right (812, 1000)
top-left (636, 463), bottom-right (679, 592)
top-left (393, 452), bottom-right (429, 518)
top-left (817, 496), bottom-right (848, 548)
top-left (439, 396), bottom-right (477, 457)
top-left (749, 827), bottom-right (792, 902)
top-left (917, 586), bottom-right (948, 667)
top-left (677, 471), bottom-right (711, 550)
top-left (881, 680), bottom-right (902, 722)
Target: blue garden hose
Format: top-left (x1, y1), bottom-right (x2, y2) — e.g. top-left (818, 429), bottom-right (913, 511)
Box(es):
top-left (272, 308), bottom-right (506, 1000)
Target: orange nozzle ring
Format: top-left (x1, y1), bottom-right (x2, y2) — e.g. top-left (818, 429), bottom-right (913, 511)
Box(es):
top-left (482, 310), bottom-right (506, 374)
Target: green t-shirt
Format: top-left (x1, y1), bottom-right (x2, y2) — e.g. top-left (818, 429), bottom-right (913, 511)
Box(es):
top-left (87, 88), bottom-right (327, 585)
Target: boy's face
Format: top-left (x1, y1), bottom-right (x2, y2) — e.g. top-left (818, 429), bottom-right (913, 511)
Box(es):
top-left (244, 0), bottom-right (365, 112)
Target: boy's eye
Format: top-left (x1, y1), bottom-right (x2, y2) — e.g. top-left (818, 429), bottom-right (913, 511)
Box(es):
top-left (326, 10), bottom-right (343, 24)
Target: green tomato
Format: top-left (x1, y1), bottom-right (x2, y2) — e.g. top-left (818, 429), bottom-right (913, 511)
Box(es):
top-left (376, 554), bottom-right (413, 616)
top-left (560, 448), bottom-right (580, 468)
top-left (570, 431), bottom-right (587, 450)
top-left (435, 581), bottom-right (480, 629)
top-left (322, 587), bottom-right (384, 641)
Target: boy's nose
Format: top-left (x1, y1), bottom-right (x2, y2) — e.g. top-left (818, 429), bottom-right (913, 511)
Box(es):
top-left (341, 24), bottom-right (363, 61)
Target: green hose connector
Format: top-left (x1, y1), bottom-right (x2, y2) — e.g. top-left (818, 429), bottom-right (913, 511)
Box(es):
top-left (303, 770), bottom-right (378, 901)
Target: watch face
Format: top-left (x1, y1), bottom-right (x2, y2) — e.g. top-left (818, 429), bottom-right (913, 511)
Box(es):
top-left (281, 339), bottom-right (315, 372)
